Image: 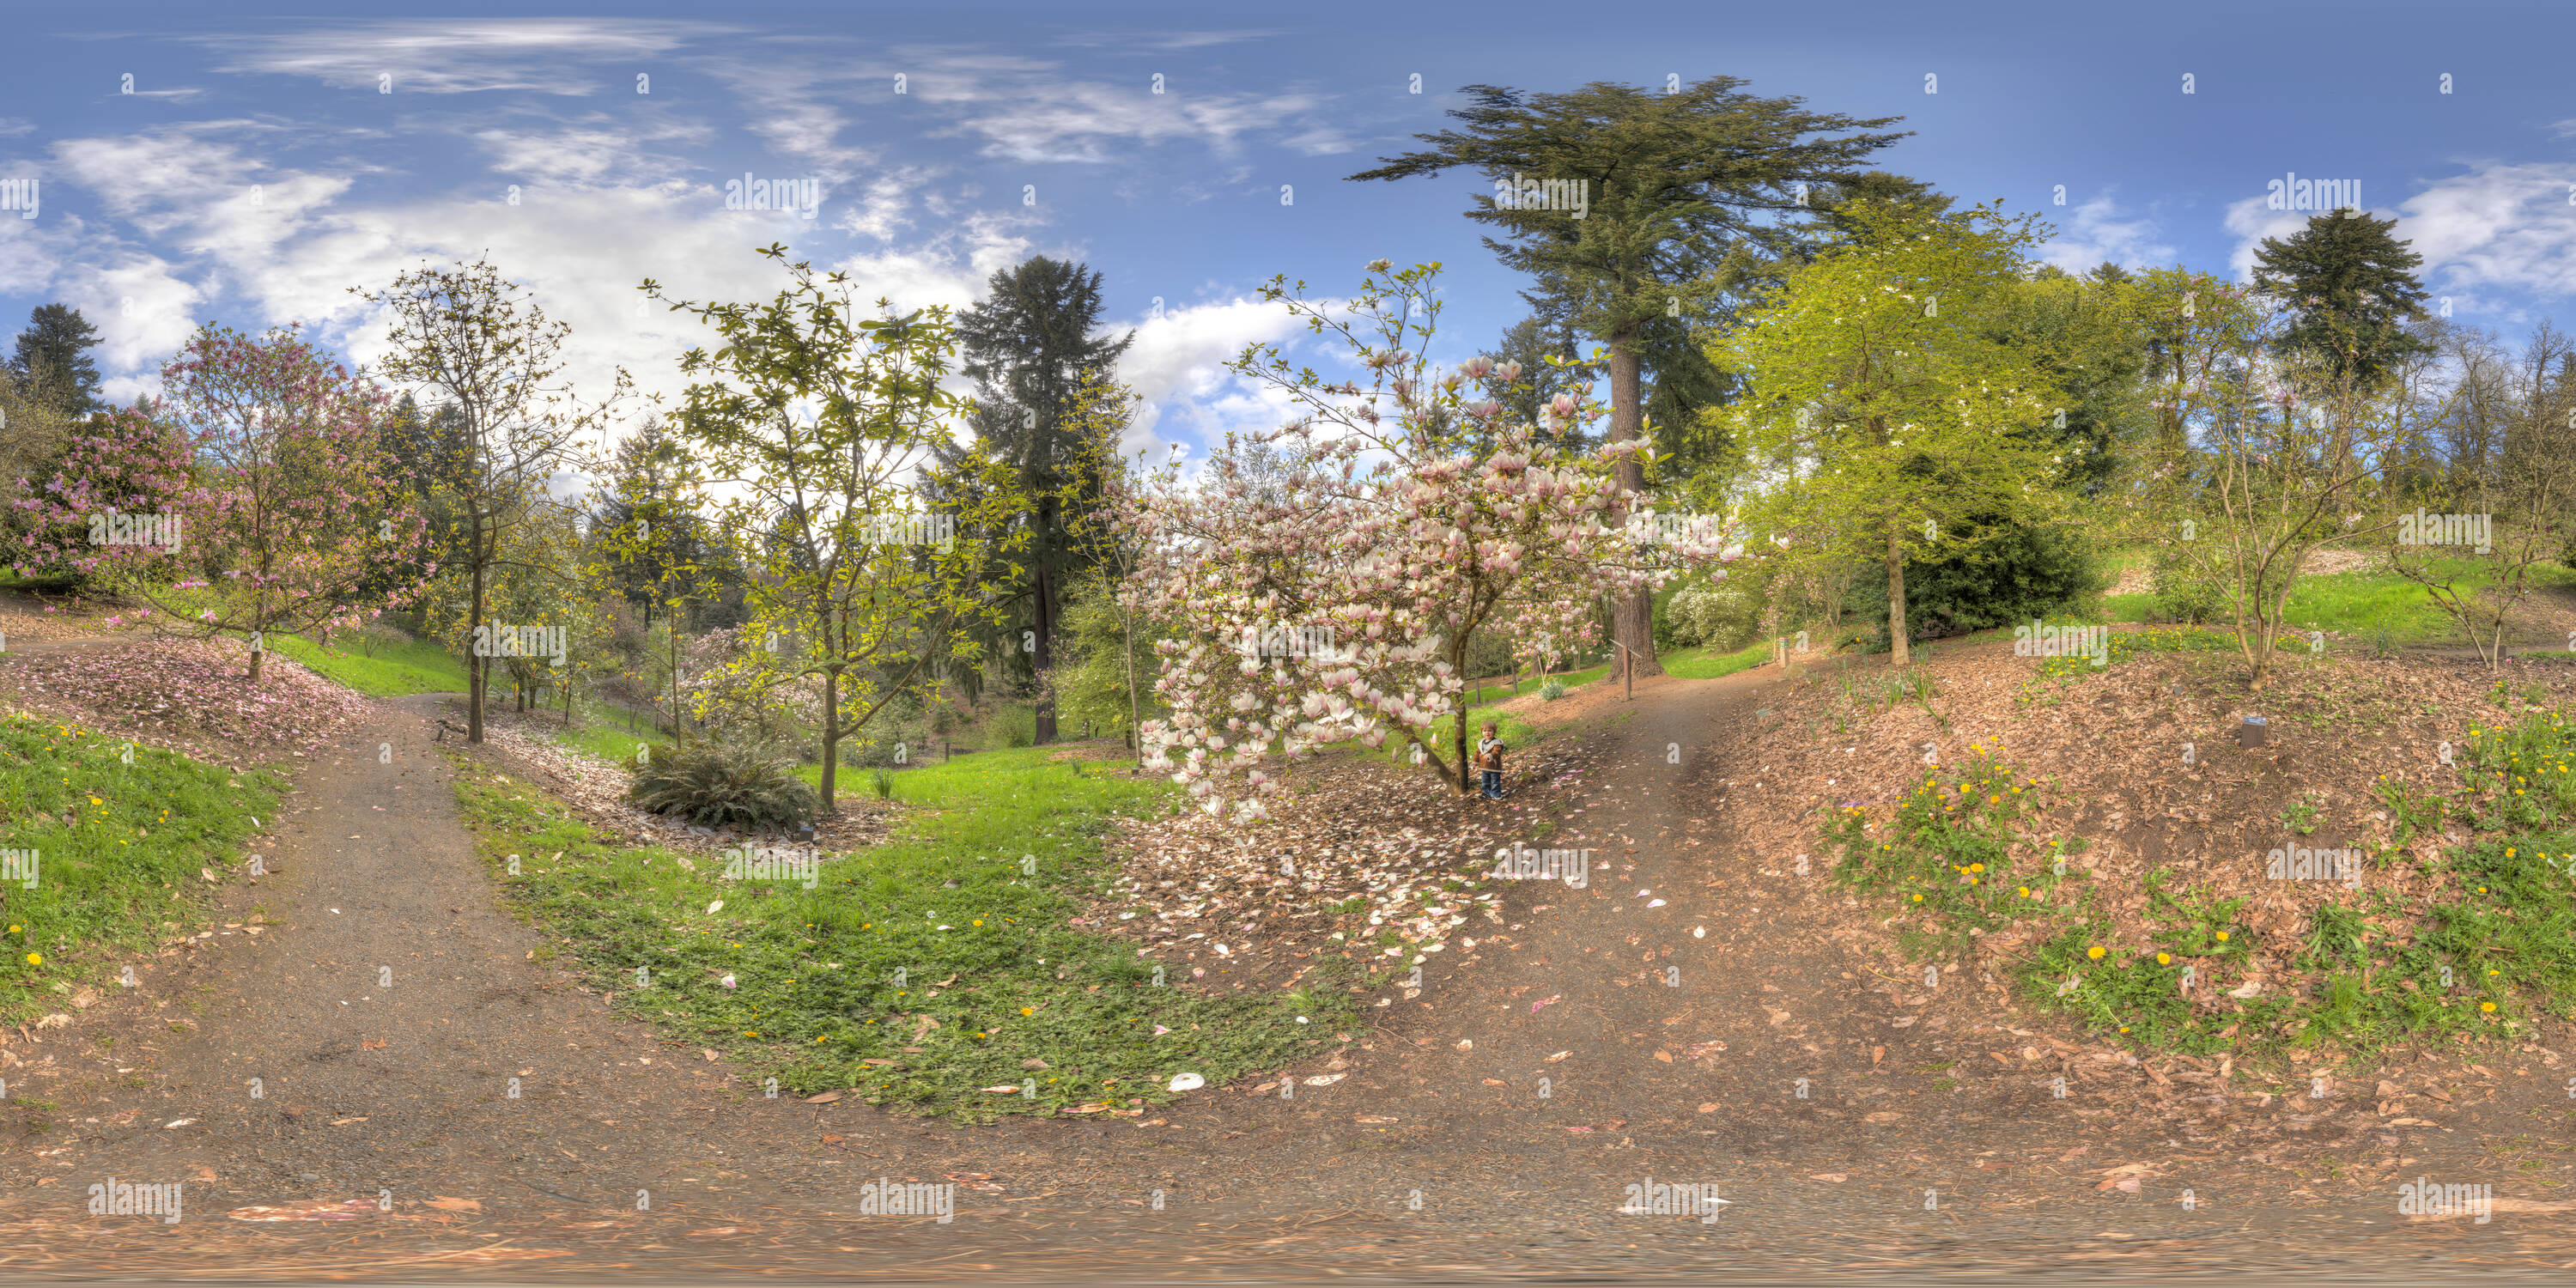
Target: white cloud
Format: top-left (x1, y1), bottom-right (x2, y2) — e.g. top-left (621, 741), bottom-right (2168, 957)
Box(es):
top-left (2037, 191), bottom-right (2177, 275)
top-left (2391, 161), bottom-right (2576, 302)
top-left (472, 118), bottom-right (715, 187)
top-left (2220, 161), bottom-right (2576, 306)
top-left (2221, 194), bottom-right (2323, 282)
top-left (194, 19), bottom-right (720, 94)
top-left (1111, 296), bottom-right (1308, 461)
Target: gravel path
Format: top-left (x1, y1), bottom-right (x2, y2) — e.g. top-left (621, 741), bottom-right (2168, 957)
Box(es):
top-left (2, 675), bottom-right (2568, 1280)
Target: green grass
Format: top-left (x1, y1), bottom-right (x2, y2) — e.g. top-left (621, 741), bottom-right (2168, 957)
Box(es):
top-left (267, 632), bottom-right (470, 696)
top-left (0, 714), bottom-right (283, 1024)
top-left (1459, 662), bottom-right (1609, 706)
top-left (1665, 637), bottom-right (1776, 679)
top-left (559, 715), bottom-right (656, 770)
top-left (1830, 706), bottom-right (2576, 1061)
top-left (449, 744), bottom-right (1357, 1121)
top-left (2105, 563), bottom-right (2576, 641)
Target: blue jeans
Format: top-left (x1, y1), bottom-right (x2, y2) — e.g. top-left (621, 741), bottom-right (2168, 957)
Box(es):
top-left (1480, 770), bottom-right (1504, 799)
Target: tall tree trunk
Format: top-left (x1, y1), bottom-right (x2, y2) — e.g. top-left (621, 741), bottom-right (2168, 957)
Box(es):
top-left (1455, 639), bottom-right (1473, 795)
top-left (820, 668), bottom-right (841, 816)
top-left (1886, 519), bottom-right (1911, 667)
top-left (1120, 602), bottom-right (1143, 764)
top-left (468, 518), bottom-right (488, 743)
top-left (1605, 331), bottom-right (1663, 677)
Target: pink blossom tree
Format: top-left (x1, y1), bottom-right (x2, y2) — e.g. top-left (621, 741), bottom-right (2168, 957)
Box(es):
top-left (9, 407), bottom-right (196, 583)
top-left (1115, 261), bottom-right (1736, 819)
top-left (31, 325), bottom-right (431, 680)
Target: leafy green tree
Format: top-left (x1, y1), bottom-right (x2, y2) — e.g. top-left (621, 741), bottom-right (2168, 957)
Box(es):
top-left (648, 244), bottom-right (1034, 813)
top-left (356, 258), bottom-right (629, 743)
top-left (0, 368), bottom-right (78, 568)
top-left (2251, 209), bottom-right (2432, 390)
top-left (1490, 301), bottom-right (1591, 449)
top-left (945, 256), bottom-right (1133, 744)
top-left (9, 304), bottom-right (106, 416)
top-left (1716, 201), bottom-right (2071, 665)
top-left (1350, 76), bottom-right (1909, 675)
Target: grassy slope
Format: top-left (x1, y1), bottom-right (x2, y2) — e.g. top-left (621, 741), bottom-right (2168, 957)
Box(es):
top-left (266, 633), bottom-right (471, 696)
top-left (0, 714), bottom-right (283, 1024)
top-left (2104, 562), bottom-right (2576, 643)
top-left (1830, 629), bottom-right (2576, 1061)
top-left (451, 744), bottom-right (1356, 1121)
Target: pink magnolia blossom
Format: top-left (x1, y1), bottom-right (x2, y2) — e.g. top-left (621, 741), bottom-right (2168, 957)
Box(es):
top-left (1109, 262), bottom-right (1737, 818)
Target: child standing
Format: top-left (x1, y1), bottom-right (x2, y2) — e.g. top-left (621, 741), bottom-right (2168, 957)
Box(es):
top-left (1476, 721), bottom-right (1506, 800)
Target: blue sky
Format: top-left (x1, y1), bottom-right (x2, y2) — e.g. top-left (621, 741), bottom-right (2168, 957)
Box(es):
top-left (2, 0), bottom-right (2572, 464)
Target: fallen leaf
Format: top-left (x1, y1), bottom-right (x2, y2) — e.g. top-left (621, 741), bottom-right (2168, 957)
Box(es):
top-left (803, 1091), bottom-right (841, 1103)
top-left (424, 1196), bottom-right (482, 1213)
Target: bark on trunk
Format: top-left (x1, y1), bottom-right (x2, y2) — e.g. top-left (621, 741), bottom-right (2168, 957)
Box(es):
top-left (468, 534), bottom-right (487, 743)
top-left (1606, 332), bottom-right (1662, 678)
top-left (820, 668), bottom-right (841, 816)
top-left (1121, 603), bottom-right (1143, 766)
top-left (1886, 519), bottom-right (1911, 667)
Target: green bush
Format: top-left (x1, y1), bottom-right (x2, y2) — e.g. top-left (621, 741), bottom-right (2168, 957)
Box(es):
top-left (2148, 548), bottom-right (2227, 624)
top-left (629, 740), bottom-right (821, 829)
top-left (1850, 519), bottom-right (2103, 647)
top-left (1539, 677), bottom-right (1567, 702)
top-left (1663, 574), bottom-right (1763, 653)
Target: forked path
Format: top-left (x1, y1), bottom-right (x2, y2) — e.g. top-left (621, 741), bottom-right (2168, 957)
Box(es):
top-left (0, 677), bottom-right (2554, 1279)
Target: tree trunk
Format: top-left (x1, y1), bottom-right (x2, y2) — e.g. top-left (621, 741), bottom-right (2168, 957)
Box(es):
top-left (1606, 331), bottom-right (1662, 678)
top-left (468, 527), bottom-right (487, 743)
top-left (1120, 602), bottom-right (1144, 766)
top-left (1886, 519), bottom-right (1911, 667)
top-left (249, 641), bottom-right (264, 683)
top-left (1454, 640), bottom-right (1474, 794)
top-left (820, 668), bottom-right (841, 815)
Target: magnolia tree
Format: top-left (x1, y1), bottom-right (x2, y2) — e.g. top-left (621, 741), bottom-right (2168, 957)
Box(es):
top-left (10, 408), bottom-right (194, 580)
top-left (1115, 261), bottom-right (1736, 820)
top-left (18, 325), bottom-right (428, 679)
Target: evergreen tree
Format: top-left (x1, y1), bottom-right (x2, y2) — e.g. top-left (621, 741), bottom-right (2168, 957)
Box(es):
top-left (1349, 76), bottom-right (1909, 675)
top-left (2251, 209), bottom-right (2431, 389)
top-left (946, 256), bottom-right (1133, 744)
top-left (9, 304), bottom-right (106, 416)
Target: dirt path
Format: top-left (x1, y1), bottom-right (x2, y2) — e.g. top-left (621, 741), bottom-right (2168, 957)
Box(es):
top-left (3, 674), bottom-right (2569, 1279)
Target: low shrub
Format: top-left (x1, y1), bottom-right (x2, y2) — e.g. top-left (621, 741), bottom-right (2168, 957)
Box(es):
top-left (629, 740), bottom-right (820, 829)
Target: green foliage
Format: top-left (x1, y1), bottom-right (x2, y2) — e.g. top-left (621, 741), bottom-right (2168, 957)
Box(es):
top-left (1539, 677), bottom-right (1566, 702)
top-left (1849, 519), bottom-right (2103, 646)
top-left (1825, 750), bottom-right (2078, 955)
top-left (1054, 572), bottom-right (1168, 747)
top-left (629, 740), bottom-right (822, 829)
top-left (650, 244), bottom-right (1035, 809)
top-left (1717, 201), bottom-right (2075, 659)
top-left (0, 714), bottom-right (283, 1024)
top-left (2148, 546), bottom-right (2227, 624)
top-left (1661, 574), bottom-right (1763, 652)
top-left (2251, 209), bottom-right (2432, 390)
top-left (452, 744), bottom-right (1349, 1120)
